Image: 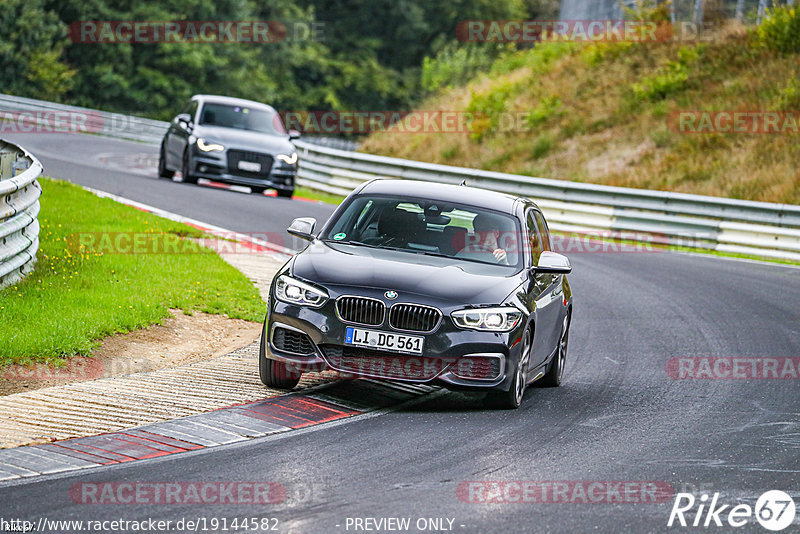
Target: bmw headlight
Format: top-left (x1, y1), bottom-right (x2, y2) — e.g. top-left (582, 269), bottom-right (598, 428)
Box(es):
top-left (451, 307), bottom-right (522, 332)
top-left (275, 275), bottom-right (328, 307)
top-left (276, 152), bottom-right (298, 165)
top-left (197, 138), bottom-right (224, 152)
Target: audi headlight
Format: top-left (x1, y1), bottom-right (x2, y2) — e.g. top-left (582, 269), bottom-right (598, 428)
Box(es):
top-left (276, 152), bottom-right (298, 165)
top-left (275, 275), bottom-right (328, 307)
top-left (197, 138), bottom-right (224, 152)
top-left (451, 307), bottom-right (522, 332)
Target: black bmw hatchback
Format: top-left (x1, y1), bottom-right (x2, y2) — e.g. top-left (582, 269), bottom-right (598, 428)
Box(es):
top-left (260, 180), bottom-right (573, 408)
top-left (158, 94), bottom-right (298, 197)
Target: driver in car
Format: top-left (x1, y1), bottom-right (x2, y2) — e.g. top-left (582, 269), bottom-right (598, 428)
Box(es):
top-left (457, 213), bottom-right (511, 265)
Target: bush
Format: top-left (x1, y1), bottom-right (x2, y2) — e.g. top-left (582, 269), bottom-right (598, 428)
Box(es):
top-left (531, 135), bottom-right (554, 159)
top-left (466, 82), bottom-right (519, 140)
top-left (421, 43), bottom-right (501, 92)
top-left (756, 6), bottom-right (800, 54)
top-left (525, 95), bottom-right (563, 127)
top-left (632, 45), bottom-right (703, 101)
top-left (773, 78), bottom-right (800, 111)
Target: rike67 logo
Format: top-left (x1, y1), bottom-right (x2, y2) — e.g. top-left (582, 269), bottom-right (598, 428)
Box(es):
top-left (668, 490), bottom-right (796, 531)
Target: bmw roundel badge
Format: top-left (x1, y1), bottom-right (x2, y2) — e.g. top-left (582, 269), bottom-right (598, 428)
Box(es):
top-left (385, 290), bottom-right (398, 300)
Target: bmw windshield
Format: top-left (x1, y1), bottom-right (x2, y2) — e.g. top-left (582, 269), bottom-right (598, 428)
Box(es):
top-left (320, 195), bottom-right (523, 269)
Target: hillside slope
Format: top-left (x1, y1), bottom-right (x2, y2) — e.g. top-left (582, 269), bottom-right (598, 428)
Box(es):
top-left (360, 17), bottom-right (800, 204)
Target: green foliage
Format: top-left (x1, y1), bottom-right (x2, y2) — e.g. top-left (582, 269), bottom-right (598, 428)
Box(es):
top-left (491, 41), bottom-right (577, 77)
top-left (422, 43), bottom-right (501, 92)
top-left (530, 135), bottom-right (553, 159)
top-left (465, 43), bottom-right (575, 140)
top-left (582, 42), bottom-right (635, 66)
top-left (756, 5), bottom-right (800, 53)
top-left (0, 0), bottom-right (74, 101)
top-left (773, 78), bottom-right (800, 111)
top-left (525, 95), bottom-right (563, 127)
top-left (466, 82), bottom-right (518, 140)
top-left (622, 0), bottom-right (673, 22)
top-left (3, 0), bottom-right (530, 120)
top-left (632, 45), bottom-right (703, 101)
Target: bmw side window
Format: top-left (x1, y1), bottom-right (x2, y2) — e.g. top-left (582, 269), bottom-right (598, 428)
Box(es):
top-left (534, 210), bottom-right (551, 251)
top-left (526, 211), bottom-right (543, 265)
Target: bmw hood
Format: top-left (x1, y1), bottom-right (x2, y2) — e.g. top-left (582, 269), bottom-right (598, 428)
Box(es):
top-left (290, 241), bottom-right (524, 305)
top-left (193, 125), bottom-right (295, 154)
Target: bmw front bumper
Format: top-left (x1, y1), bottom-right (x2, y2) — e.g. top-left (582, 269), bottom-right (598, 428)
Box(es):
top-left (264, 297), bottom-right (527, 392)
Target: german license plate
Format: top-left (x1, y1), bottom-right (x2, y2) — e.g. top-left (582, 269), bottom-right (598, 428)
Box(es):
top-left (238, 161), bottom-right (261, 172)
top-left (345, 327), bottom-right (423, 354)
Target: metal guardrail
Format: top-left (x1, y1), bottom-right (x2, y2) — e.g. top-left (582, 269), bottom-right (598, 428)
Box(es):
top-left (0, 93), bottom-right (358, 150)
top-left (294, 142), bottom-right (800, 261)
top-left (0, 93), bottom-right (168, 145)
top-left (1, 93), bottom-right (798, 261)
top-left (0, 140), bottom-right (43, 288)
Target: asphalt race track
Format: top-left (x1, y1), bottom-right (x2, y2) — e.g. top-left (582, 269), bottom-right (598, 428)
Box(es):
top-left (2, 132), bottom-right (799, 533)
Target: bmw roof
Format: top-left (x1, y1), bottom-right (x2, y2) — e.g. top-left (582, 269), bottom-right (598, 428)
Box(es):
top-left (358, 179), bottom-right (528, 214)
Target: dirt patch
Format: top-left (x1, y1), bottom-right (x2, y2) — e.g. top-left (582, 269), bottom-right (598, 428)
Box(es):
top-left (0, 309), bottom-right (261, 396)
top-left (586, 139), bottom-right (656, 178)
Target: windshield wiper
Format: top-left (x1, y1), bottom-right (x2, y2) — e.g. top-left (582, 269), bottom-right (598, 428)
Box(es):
top-left (323, 239), bottom-right (380, 249)
top-left (414, 250), bottom-right (454, 260)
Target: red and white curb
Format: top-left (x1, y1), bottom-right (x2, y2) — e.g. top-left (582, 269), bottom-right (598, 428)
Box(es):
top-left (0, 381), bottom-right (437, 481)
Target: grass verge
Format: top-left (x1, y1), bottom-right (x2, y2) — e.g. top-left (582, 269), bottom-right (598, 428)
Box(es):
top-left (294, 186), bottom-right (345, 205)
top-left (0, 178), bottom-right (265, 366)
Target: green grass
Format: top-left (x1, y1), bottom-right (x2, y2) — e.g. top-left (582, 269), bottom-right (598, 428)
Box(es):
top-left (293, 186), bottom-right (345, 205)
top-left (0, 178), bottom-right (266, 366)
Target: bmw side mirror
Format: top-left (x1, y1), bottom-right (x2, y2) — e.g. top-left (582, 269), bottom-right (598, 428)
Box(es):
top-left (287, 217), bottom-right (317, 241)
top-left (288, 129), bottom-right (301, 140)
top-left (176, 113), bottom-right (192, 129)
top-left (533, 251), bottom-right (572, 274)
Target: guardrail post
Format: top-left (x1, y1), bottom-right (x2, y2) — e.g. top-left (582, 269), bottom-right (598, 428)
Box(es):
top-left (694, 0), bottom-right (704, 25)
top-left (735, 0), bottom-right (745, 20)
top-left (0, 140), bottom-right (43, 289)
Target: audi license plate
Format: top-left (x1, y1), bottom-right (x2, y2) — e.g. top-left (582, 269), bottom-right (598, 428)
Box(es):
top-left (345, 327), bottom-right (423, 354)
top-left (238, 160), bottom-right (261, 172)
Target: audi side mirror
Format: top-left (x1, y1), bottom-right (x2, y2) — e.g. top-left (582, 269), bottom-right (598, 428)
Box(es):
top-left (176, 113), bottom-right (192, 129)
